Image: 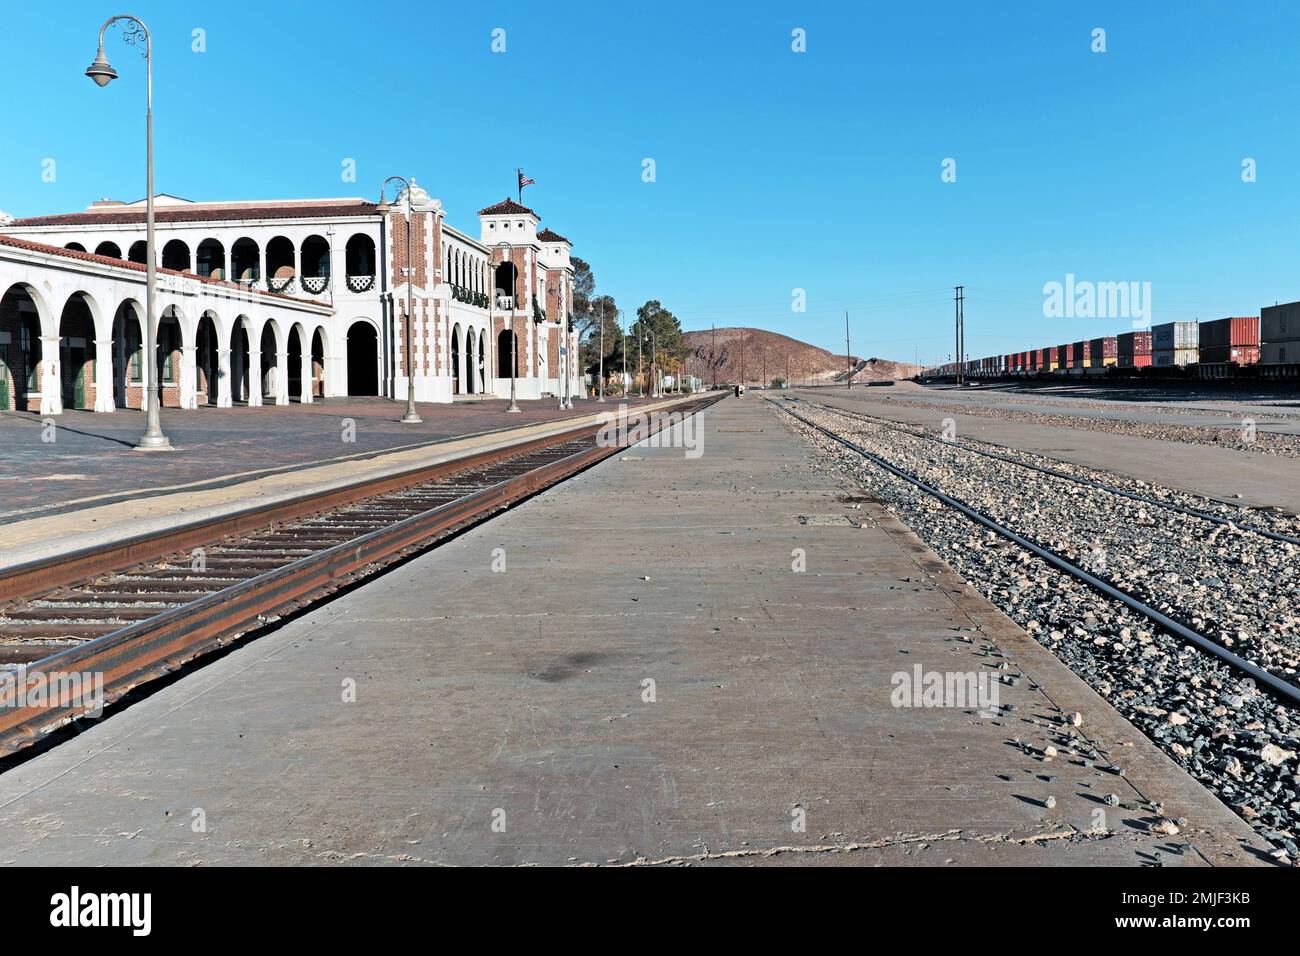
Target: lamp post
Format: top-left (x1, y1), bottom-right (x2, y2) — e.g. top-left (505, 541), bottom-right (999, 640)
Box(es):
top-left (494, 241), bottom-right (521, 413)
top-left (86, 15), bottom-right (171, 451)
top-left (376, 176), bottom-right (421, 423)
top-left (647, 327), bottom-right (658, 397)
top-left (619, 310), bottom-right (628, 400)
top-left (597, 299), bottom-right (605, 403)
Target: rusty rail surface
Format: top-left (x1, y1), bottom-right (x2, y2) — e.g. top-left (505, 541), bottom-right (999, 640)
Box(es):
top-left (0, 395), bottom-right (721, 754)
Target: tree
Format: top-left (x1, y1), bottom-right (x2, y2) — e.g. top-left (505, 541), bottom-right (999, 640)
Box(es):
top-left (570, 256), bottom-right (596, 336)
top-left (629, 300), bottom-right (688, 388)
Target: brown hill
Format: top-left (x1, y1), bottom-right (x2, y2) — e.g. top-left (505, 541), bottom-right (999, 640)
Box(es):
top-left (682, 327), bottom-right (916, 386)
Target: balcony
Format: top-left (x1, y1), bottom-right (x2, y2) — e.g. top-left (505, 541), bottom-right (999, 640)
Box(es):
top-left (494, 294), bottom-right (514, 311)
top-left (301, 276), bottom-right (330, 295)
top-left (347, 274), bottom-right (375, 293)
top-left (451, 285), bottom-right (489, 309)
top-left (267, 276), bottom-right (295, 293)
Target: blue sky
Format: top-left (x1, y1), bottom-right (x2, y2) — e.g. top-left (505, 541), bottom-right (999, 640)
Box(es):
top-left (2, 1), bottom-right (1298, 364)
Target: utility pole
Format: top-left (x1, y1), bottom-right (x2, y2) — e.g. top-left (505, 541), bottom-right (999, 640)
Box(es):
top-left (740, 330), bottom-right (745, 386)
top-left (954, 285), bottom-right (965, 386)
top-left (761, 350), bottom-right (766, 389)
top-left (711, 324), bottom-right (717, 388)
top-left (845, 311), bottom-right (852, 389)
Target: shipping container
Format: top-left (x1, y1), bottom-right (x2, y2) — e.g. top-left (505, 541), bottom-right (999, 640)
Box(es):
top-left (1152, 348), bottom-right (1198, 367)
top-left (1199, 316), bottom-right (1259, 349)
top-left (1041, 347), bottom-right (1056, 370)
top-left (1116, 330), bottom-right (1152, 359)
top-left (1071, 340), bottom-right (1087, 368)
top-left (1261, 301), bottom-right (1300, 345)
top-left (1262, 342), bottom-right (1297, 364)
top-left (1199, 345), bottom-right (1260, 365)
top-left (1088, 336), bottom-right (1118, 366)
top-left (1152, 321), bottom-right (1198, 351)
top-left (1056, 344), bottom-right (1068, 369)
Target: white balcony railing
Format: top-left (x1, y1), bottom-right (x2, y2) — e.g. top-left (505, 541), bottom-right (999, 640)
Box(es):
top-left (300, 276), bottom-right (329, 294)
top-left (267, 276), bottom-right (295, 293)
top-left (347, 274), bottom-right (375, 293)
top-left (494, 294), bottom-right (514, 310)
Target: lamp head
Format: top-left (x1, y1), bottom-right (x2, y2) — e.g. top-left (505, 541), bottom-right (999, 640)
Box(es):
top-left (376, 188), bottom-right (390, 215)
top-left (85, 47), bottom-right (117, 87)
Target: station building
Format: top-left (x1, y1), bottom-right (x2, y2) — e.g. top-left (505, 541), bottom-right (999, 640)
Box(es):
top-left (0, 183), bottom-right (580, 413)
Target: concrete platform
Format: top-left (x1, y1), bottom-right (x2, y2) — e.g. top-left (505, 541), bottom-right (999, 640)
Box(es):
top-left (0, 397), bottom-right (1268, 866)
top-left (793, 386), bottom-right (1300, 514)
top-left (0, 394), bottom-right (695, 572)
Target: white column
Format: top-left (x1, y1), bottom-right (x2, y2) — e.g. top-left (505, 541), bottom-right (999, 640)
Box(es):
top-left (276, 348), bottom-right (290, 404)
top-left (259, 247), bottom-right (268, 289)
top-left (247, 346), bottom-right (263, 407)
top-left (300, 346), bottom-right (313, 404)
top-left (180, 344), bottom-right (198, 409)
top-left (93, 338), bottom-right (114, 412)
top-left (39, 334), bottom-right (61, 415)
top-left (224, 249), bottom-right (233, 283)
top-left (217, 348), bottom-right (233, 407)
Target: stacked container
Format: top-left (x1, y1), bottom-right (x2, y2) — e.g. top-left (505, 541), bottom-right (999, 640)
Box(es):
top-left (1071, 340), bottom-right (1087, 369)
top-left (1056, 344), bottom-right (1068, 369)
top-left (1152, 321), bottom-right (1198, 366)
top-left (1116, 331), bottom-right (1153, 368)
top-left (1088, 336), bottom-right (1118, 367)
top-left (1261, 302), bottom-right (1300, 364)
top-left (1042, 346), bottom-right (1056, 370)
top-left (1199, 317), bottom-right (1260, 365)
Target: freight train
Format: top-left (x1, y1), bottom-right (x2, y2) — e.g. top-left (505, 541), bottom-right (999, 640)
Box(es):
top-left (924, 307), bottom-right (1300, 382)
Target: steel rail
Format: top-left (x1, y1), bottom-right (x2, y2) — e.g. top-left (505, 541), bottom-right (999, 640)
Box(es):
top-left (0, 396), bottom-right (722, 753)
top-left (787, 395), bottom-right (1300, 548)
top-left (769, 398), bottom-right (1300, 708)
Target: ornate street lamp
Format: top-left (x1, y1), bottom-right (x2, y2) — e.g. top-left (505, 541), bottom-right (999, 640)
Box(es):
top-left (87, 14), bottom-right (171, 451)
top-left (377, 177), bottom-right (421, 423)
top-left (597, 298), bottom-right (605, 403)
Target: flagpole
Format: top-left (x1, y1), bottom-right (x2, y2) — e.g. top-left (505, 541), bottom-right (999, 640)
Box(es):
top-left (517, 168), bottom-right (522, 204)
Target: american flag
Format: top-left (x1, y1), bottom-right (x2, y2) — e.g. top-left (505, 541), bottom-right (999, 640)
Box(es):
top-left (518, 170), bottom-right (535, 189)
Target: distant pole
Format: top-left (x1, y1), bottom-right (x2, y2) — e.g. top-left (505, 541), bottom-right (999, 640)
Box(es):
top-left (954, 285), bottom-right (965, 385)
top-left (516, 168), bottom-right (522, 204)
top-left (711, 324), bottom-right (716, 388)
top-left (740, 330), bottom-right (745, 385)
top-left (761, 350), bottom-right (766, 389)
top-left (845, 311), bottom-right (851, 389)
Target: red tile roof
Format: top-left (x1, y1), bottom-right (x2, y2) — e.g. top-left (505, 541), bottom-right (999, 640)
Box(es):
top-left (537, 228), bottom-right (569, 244)
top-left (10, 200), bottom-right (379, 227)
top-left (0, 234), bottom-right (324, 306)
top-left (477, 198), bottom-right (538, 217)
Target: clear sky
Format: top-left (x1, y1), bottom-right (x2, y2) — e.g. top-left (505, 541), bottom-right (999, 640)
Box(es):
top-left (2, 1), bottom-right (1298, 364)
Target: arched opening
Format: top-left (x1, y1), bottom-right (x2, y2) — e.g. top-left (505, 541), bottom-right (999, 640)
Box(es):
top-left (260, 324), bottom-right (280, 401)
top-left (157, 307), bottom-right (183, 406)
top-left (346, 321), bottom-right (379, 395)
top-left (196, 313), bottom-right (219, 404)
top-left (231, 318), bottom-right (251, 404)
top-left (497, 329), bottom-right (517, 379)
top-left (266, 236), bottom-right (294, 291)
top-left (0, 284), bottom-right (44, 412)
top-left (94, 241), bottom-right (122, 259)
top-left (345, 234), bottom-right (375, 292)
top-left (111, 300), bottom-right (143, 409)
top-left (196, 238), bottom-right (225, 279)
top-left (128, 240), bottom-right (147, 264)
top-left (493, 262), bottom-right (517, 308)
top-left (231, 237), bottom-right (260, 285)
top-left (300, 235), bottom-right (330, 294)
top-left (58, 293), bottom-right (97, 411)
top-left (311, 328), bottom-right (326, 398)
top-left (465, 327), bottom-right (477, 394)
top-left (65, 242), bottom-right (87, 253)
top-left (161, 239), bottom-right (190, 272)
top-left (451, 324), bottom-right (462, 395)
top-left (287, 325), bottom-right (304, 402)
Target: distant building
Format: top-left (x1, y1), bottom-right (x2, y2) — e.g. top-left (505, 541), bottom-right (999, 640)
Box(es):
top-left (0, 185), bottom-right (581, 412)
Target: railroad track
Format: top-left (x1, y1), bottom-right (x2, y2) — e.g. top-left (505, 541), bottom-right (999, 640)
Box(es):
top-left (784, 394), bottom-right (1300, 546)
top-left (0, 395), bottom-right (721, 755)
top-left (766, 396), bottom-right (1300, 707)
